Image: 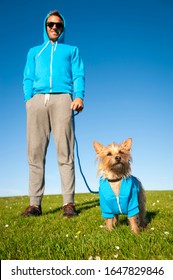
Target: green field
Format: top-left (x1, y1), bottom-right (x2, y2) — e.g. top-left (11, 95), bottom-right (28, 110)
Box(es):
top-left (0, 191), bottom-right (173, 260)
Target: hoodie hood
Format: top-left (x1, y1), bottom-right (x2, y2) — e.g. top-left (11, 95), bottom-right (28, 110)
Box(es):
top-left (43, 11), bottom-right (65, 43)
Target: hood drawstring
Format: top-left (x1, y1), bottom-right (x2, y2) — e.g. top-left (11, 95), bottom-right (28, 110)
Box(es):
top-left (37, 41), bottom-right (50, 57)
top-left (54, 41), bottom-right (58, 51)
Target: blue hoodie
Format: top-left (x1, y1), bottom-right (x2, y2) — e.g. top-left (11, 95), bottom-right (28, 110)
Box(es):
top-left (99, 176), bottom-right (140, 218)
top-left (23, 12), bottom-right (85, 102)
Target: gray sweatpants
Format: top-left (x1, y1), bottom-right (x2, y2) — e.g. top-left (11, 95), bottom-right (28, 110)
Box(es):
top-left (26, 94), bottom-right (75, 206)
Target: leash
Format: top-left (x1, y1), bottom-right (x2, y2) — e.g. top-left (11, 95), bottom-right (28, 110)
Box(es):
top-left (73, 112), bottom-right (99, 194)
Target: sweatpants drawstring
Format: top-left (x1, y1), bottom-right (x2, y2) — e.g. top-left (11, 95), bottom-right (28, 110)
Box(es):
top-left (44, 94), bottom-right (50, 106)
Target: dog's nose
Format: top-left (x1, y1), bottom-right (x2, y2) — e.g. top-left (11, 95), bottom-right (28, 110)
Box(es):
top-left (115, 156), bottom-right (121, 162)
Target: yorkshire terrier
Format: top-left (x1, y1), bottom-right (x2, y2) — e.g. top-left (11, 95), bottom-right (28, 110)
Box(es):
top-left (93, 138), bottom-right (146, 234)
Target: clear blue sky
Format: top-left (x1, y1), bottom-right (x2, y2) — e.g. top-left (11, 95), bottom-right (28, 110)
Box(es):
top-left (0, 0), bottom-right (173, 197)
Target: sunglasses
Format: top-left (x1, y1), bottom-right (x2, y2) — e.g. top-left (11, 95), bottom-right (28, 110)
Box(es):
top-left (46, 22), bottom-right (63, 29)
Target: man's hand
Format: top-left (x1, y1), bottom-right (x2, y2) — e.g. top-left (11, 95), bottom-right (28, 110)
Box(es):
top-left (70, 98), bottom-right (84, 112)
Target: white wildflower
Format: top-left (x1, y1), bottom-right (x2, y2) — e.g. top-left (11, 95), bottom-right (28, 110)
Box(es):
top-left (150, 227), bottom-right (155, 231)
top-left (114, 254), bottom-right (118, 259)
top-left (115, 246), bottom-right (120, 250)
top-left (95, 256), bottom-right (101, 260)
top-left (164, 231), bottom-right (169, 235)
top-left (88, 256), bottom-right (93, 260)
top-left (5, 224), bottom-right (9, 228)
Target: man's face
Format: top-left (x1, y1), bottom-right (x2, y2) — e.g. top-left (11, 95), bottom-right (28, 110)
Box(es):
top-left (46, 15), bottom-right (63, 43)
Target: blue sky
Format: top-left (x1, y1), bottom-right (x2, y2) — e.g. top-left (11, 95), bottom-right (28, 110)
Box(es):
top-left (0, 0), bottom-right (173, 197)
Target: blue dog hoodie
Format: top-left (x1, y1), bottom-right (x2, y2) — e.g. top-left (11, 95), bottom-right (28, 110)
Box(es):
top-left (99, 176), bottom-right (140, 218)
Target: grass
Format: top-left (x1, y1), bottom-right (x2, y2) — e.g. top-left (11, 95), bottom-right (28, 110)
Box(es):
top-left (0, 191), bottom-right (173, 260)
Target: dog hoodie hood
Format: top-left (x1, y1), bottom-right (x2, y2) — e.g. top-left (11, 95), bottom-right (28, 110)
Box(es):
top-left (99, 176), bottom-right (140, 218)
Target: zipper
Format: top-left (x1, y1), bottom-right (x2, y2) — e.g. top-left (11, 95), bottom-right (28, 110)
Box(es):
top-left (116, 196), bottom-right (122, 214)
top-left (45, 42), bottom-right (57, 106)
top-left (50, 45), bottom-right (54, 92)
top-left (44, 45), bottom-right (53, 106)
top-left (49, 42), bottom-right (57, 92)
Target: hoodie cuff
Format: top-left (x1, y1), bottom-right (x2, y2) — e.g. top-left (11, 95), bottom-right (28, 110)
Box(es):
top-left (128, 207), bottom-right (139, 218)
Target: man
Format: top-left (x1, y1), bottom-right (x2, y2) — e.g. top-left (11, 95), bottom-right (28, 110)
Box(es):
top-left (22, 10), bottom-right (85, 217)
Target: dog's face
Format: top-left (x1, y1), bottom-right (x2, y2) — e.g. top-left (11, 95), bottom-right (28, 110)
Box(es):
top-left (93, 138), bottom-right (132, 179)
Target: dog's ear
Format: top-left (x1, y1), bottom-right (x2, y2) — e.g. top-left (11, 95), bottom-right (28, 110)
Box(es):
top-left (93, 141), bottom-right (104, 154)
top-left (121, 138), bottom-right (132, 151)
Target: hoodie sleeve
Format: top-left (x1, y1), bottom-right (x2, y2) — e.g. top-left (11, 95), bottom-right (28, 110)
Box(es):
top-left (71, 47), bottom-right (85, 100)
top-left (23, 48), bottom-right (35, 102)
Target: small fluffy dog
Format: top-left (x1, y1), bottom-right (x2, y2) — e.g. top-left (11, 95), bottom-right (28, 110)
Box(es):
top-left (93, 138), bottom-right (146, 234)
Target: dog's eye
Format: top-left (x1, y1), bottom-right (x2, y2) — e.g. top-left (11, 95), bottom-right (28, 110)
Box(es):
top-left (119, 150), bottom-right (124, 154)
top-left (107, 152), bottom-right (112, 156)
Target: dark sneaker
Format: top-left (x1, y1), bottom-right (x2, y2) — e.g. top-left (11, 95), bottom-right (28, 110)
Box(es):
top-left (63, 203), bottom-right (78, 218)
top-left (22, 205), bottom-right (42, 217)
